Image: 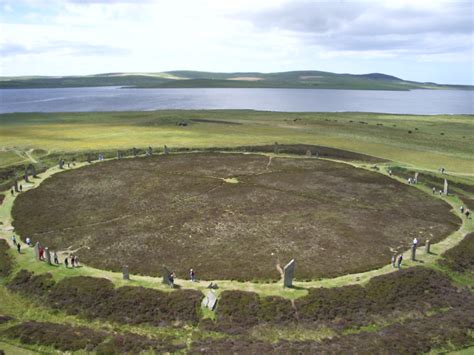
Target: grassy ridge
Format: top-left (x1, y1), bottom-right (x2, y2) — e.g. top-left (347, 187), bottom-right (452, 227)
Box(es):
top-left (1, 70), bottom-right (472, 90)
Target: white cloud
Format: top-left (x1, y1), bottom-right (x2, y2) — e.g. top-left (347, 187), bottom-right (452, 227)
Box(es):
top-left (0, 0), bottom-right (472, 84)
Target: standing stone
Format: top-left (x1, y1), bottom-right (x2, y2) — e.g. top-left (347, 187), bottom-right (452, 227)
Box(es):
top-left (414, 172), bottom-right (419, 184)
top-left (123, 265), bottom-right (130, 280)
top-left (425, 240), bottom-right (431, 254)
top-left (201, 290), bottom-right (218, 310)
top-left (283, 259), bottom-right (296, 288)
top-left (59, 159), bottom-right (65, 169)
top-left (306, 150), bottom-right (312, 157)
top-left (146, 146), bottom-right (153, 156)
top-left (162, 266), bottom-right (173, 287)
top-left (87, 154), bottom-right (92, 164)
top-left (34, 242), bottom-right (40, 261)
top-left (274, 142), bottom-right (279, 154)
top-left (14, 179), bottom-right (19, 193)
top-left (164, 145), bottom-right (169, 155)
top-left (132, 147), bottom-right (138, 157)
top-left (411, 245), bottom-right (416, 261)
top-left (444, 179), bottom-right (448, 195)
top-left (24, 169), bottom-right (29, 183)
top-left (45, 247), bottom-right (52, 265)
top-left (117, 150), bottom-right (121, 159)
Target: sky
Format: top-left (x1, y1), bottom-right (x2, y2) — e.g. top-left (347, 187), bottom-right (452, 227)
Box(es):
top-left (0, 0), bottom-right (473, 84)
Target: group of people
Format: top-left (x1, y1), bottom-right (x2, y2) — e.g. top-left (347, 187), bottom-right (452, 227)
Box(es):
top-left (460, 206), bottom-right (471, 219)
top-left (11, 234), bottom-right (80, 269)
top-left (391, 238), bottom-right (419, 270)
top-left (407, 177), bottom-right (417, 184)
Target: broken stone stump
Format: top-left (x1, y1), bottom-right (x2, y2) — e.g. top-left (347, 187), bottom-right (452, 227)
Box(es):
top-left (123, 265), bottom-right (130, 280)
top-left (425, 240), bottom-right (431, 254)
top-left (45, 247), bottom-right (52, 265)
top-left (201, 290), bottom-right (218, 311)
top-left (411, 245), bottom-right (417, 261)
top-left (306, 150), bottom-right (312, 157)
top-left (283, 259), bottom-right (296, 288)
top-left (34, 242), bottom-right (40, 261)
top-left (444, 179), bottom-right (448, 195)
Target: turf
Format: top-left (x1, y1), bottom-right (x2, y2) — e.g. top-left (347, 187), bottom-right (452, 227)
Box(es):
top-left (11, 153), bottom-right (459, 281)
top-left (0, 111), bottom-right (473, 175)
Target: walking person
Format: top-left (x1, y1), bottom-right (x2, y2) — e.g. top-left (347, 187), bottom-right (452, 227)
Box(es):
top-left (190, 268), bottom-right (196, 282)
top-left (460, 206), bottom-right (464, 214)
top-left (466, 209), bottom-right (471, 219)
top-left (70, 255), bottom-right (75, 268)
top-left (10, 189), bottom-right (14, 196)
top-left (53, 252), bottom-right (59, 265)
top-left (64, 256), bottom-right (69, 268)
top-left (17, 242), bottom-right (21, 254)
top-left (391, 255), bottom-right (396, 268)
top-left (11, 234), bottom-right (16, 246)
top-left (397, 254), bottom-right (403, 270)
top-left (432, 187), bottom-right (436, 194)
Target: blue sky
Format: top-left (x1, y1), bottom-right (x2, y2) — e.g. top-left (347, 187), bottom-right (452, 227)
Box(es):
top-left (0, 0), bottom-right (473, 84)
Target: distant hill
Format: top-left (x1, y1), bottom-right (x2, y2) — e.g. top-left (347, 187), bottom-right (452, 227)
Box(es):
top-left (0, 70), bottom-right (472, 91)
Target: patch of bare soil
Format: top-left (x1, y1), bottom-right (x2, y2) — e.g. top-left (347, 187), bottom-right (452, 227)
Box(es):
top-left (12, 153), bottom-right (460, 280)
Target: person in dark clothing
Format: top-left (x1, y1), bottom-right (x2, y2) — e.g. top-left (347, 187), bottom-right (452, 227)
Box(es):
top-left (397, 254), bottom-right (403, 270)
top-left (17, 243), bottom-right (21, 254)
top-left (64, 257), bottom-right (69, 268)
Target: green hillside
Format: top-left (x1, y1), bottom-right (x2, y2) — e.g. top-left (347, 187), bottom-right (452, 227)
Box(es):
top-left (1, 70), bottom-right (472, 90)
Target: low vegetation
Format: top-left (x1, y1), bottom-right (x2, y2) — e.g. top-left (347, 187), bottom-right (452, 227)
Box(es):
top-left (0, 240), bottom-right (13, 278)
top-left (206, 267), bottom-right (471, 334)
top-left (439, 232), bottom-right (474, 273)
top-left (11, 153), bottom-right (459, 280)
top-left (7, 272), bottom-right (202, 326)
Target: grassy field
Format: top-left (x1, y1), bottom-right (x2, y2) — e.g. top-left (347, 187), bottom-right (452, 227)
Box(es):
top-left (0, 111), bottom-right (473, 175)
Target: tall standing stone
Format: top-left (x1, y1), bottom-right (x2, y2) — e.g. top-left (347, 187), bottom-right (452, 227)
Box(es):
top-left (425, 240), bottom-right (431, 254)
top-left (283, 259), bottom-right (295, 288)
top-left (123, 265), bottom-right (130, 280)
top-left (444, 179), bottom-right (448, 195)
top-left (411, 245), bottom-right (417, 261)
top-left (274, 142), bottom-right (279, 154)
top-left (14, 179), bottom-right (19, 193)
top-left (414, 172), bottom-right (419, 184)
top-left (34, 242), bottom-right (40, 261)
top-left (45, 247), bottom-right (52, 265)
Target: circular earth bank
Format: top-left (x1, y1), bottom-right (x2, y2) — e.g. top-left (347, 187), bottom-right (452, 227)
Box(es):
top-left (12, 153), bottom-right (460, 281)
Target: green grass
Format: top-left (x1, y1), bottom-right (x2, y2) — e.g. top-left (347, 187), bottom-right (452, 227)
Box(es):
top-left (0, 111), bottom-right (473, 175)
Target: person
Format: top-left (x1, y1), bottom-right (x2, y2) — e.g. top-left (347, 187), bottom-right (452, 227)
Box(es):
top-left (39, 247), bottom-right (44, 261)
top-left (25, 237), bottom-right (31, 246)
top-left (466, 209), bottom-right (471, 219)
top-left (388, 169), bottom-right (392, 176)
top-left (413, 238), bottom-right (418, 252)
top-left (460, 206), bottom-right (464, 214)
top-left (397, 254), bottom-right (403, 270)
top-left (407, 177), bottom-right (411, 184)
top-left (11, 189), bottom-right (14, 196)
top-left (190, 268), bottom-right (196, 282)
top-left (70, 255), bottom-right (75, 268)
top-left (169, 272), bottom-right (175, 286)
top-left (19, 184), bottom-right (23, 192)
top-left (432, 187), bottom-right (436, 194)
top-left (391, 255), bottom-right (396, 268)
top-left (17, 242), bottom-right (21, 254)
top-left (53, 252), bottom-right (59, 264)
top-left (439, 189), bottom-right (443, 195)
top-left (11, 234), bottom-right (16, 246)
top-left (64, 256), bottom-right (69, 268)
